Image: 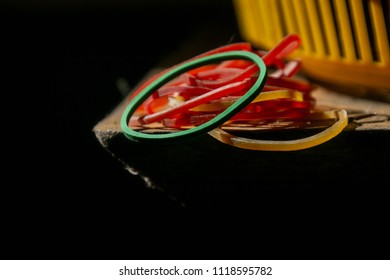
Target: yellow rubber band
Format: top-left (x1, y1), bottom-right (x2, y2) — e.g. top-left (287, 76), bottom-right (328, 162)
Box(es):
top-left (191, 89), bottom-right (304, 112)
top-left (208, 109), bottom-right (348, 151)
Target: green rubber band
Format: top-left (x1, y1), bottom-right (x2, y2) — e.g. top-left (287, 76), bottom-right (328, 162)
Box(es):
top-left (121, 50), bottom-right (267, 142)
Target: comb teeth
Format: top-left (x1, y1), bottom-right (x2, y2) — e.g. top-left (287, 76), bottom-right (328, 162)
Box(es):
top-left (234, 0), bottom-right (390, 64)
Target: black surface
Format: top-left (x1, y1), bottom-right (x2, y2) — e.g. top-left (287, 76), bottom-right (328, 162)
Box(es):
top-left (2, 1), bottom-right (389, 260)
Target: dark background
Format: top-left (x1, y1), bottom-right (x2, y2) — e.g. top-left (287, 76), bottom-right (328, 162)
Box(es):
top-left (2, 0), bottom-right (257, 259)
top-left (2, 0), bottom-right (389, 260)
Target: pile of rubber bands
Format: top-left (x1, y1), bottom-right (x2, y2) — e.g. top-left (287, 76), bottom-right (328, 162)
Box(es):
top-left (121, 34), bottom-right (348, 151)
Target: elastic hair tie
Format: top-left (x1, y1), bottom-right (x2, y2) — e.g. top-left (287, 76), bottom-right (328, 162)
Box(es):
top-left (121, 50), bottom-right (267, 142)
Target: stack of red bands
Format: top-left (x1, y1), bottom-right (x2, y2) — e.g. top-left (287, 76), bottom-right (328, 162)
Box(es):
top-left (129, 34), bottom-right (315, 128)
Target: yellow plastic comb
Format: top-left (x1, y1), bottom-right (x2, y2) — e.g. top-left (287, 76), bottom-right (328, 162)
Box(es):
top-left (233, 0), bottom-right (390, 101)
